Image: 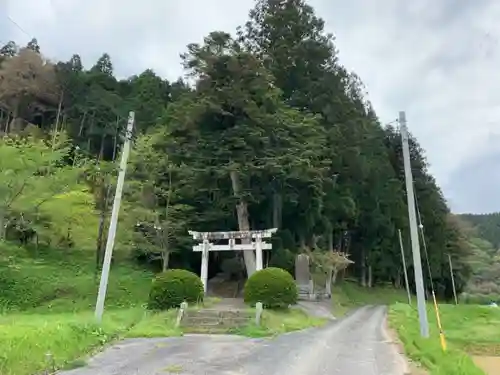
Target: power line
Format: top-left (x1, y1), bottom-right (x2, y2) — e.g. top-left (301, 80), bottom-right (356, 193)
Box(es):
top-left (413, 180), bottom-right (448, 351)
top-left (6, 15), bottom-right (32, 40)
top-left (413, 182), bottom-right (434, 292)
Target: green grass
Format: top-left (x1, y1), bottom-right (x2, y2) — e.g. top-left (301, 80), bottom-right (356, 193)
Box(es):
top-left (0, 243), bottom-right (158, 374)
top-left (0, 243), bottom-right (154, 313)
top-left (0, 309), bottom-right (145, 375)
top-left (331, 280), bottom-right (410, 316)
top-left (329, 280), bottom-right (498, 373)
top-left (0, 243), bottom-right (328, 374)
top-left (237, 308), bottom-right (327, 337)
top-left (125, 310), bottom-right (181, 338)
top-left (389, 303), bottom-right (500, 374)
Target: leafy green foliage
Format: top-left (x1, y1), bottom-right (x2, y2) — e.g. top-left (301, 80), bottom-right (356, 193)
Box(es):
top-left (0, 0), bottom-right (477, 301)
top-left (148, 269), bottom-right (204, 310)
top-left (460, 213), bottom-right (500, 249)
top-left (0, 242), bottom-right (153, 313)
top-left (0, 310), bottom-right (144, 375)
top-left (244, 267), bottom-right (298, 308)
top-left (390, 303), bottom-right (497, 374)
top-left (0, 134), bottom-right (98, 249)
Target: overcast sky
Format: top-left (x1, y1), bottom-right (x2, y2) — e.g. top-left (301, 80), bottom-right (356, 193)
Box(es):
top-left (3, 0), bottom-right (500, 214)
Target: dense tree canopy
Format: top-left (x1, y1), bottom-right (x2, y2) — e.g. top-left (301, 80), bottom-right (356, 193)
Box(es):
top-left (0, 0), bottom-right (474, 300)
top-left (459, 213), bottom-right (500, 249)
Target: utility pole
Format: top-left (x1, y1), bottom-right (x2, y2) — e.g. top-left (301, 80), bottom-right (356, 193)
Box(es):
top-left (95, 111), bottom-right (135, 322)
top-left (399, 111), bottom-right (429, 338)
top-left (398, 229), bottom-right (412, 305)
top-left (448, 253), bottom-right (458, 305)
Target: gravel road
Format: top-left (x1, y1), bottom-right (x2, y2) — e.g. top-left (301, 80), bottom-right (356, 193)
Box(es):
top-left (58, 305), bottom-right (408, 375)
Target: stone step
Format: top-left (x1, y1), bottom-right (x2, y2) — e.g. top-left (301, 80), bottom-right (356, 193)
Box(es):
top-left (183, 326), bottom-right (240, 334)
top-left (180, 309), bottom-right (252, 330)
top-left (185, 309), bottom-right (252, 319)
top-left (183, 315), bottom-right (251, 323)
top-left (182, 320), bottom-right (250, 328)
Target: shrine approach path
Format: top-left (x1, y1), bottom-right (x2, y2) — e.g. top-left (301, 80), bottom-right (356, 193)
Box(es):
top-left (57, 305), bottom-right (409, 375)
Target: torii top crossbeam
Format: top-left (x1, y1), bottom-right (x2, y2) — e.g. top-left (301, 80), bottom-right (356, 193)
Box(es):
top-left (188, 228), bottom-right (277, 241)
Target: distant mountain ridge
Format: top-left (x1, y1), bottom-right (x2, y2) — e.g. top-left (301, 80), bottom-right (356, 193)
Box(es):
top-left (457, 213), bottom-right (500, 303)
top-left (458, 213), bottom-right (500, 249)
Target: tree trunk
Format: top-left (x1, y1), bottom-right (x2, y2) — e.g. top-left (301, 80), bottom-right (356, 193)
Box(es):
top-left (161, 226), bottom-right (171, 271)
top-left (3, 113), bottom-right (10, 133)
top-left (395, 270), bottom-right (401, 288)
top-left (98, 134), bottom-right (105, 161)
top-left (161, 170), bottom-right (173, 272)
top-left (368, 264), bottom-right (373, 288)
top-left (78, 111), bottom-right (87, 137)
top-left (9, 101), bottom-right (21, 133)
top-left (230, 170), bottom-right (256, 277)
top-left (328, 231), bottom-right (334, 251)
top-left (162, 249), bottom-right (170, 272)
top-left (325, 268), bottom-right (332, 296)
top-left (95, 185), bottom-right (109, 277)
top-left (360, 248), bottom-right (367, 286)
top-left (299, 233), bottom-right (306, 249)
top-left (95, 209), bottom-right (106, 273)
top-left (332, 269), bottom-right (339, 284)
top-left (324, 231), bottom-right (335, 296)
top-left (310, 234), bottom-right (320, 249)
top-left (336, 232), bottom-right (343, 251)
top-left (87, 116), bottom-right (94, 153)
top-left (272, 193), bottom-right (281, 228)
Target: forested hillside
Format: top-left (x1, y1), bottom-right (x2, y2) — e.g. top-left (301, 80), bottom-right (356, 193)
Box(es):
top-left (459, 213), bottom-right (500, 249)
top-left (0, 0), bottom-right (471, 301)
top-left (457, 214), bottom-right (500, 303)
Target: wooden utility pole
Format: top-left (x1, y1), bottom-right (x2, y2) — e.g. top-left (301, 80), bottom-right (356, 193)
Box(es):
top-left (95, 111), bottom-right (135, 322)
top-left (400, 111), bottom-right (429, 338)
top-left (398, 229), bottom-right (412, 305)
top-left (448, 253), bottom-right (458, 305)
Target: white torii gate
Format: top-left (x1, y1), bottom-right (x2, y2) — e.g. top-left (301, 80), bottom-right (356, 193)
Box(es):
top-left (188, 228), bottom-right (277, 293)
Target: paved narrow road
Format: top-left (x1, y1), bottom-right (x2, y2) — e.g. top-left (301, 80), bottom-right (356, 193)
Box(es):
top-left (58, 306), bottom-right (408, 375)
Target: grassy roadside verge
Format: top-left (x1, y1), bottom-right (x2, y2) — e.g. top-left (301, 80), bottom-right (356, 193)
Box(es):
top-left (0, 309), bottom-right (146, 375)
top-left (330, 281), bottom-right (500, 374)
top-left (235, 308), bottom-right (327, 337)
top-left (331, 280), bottom-right (409, 317)
top-left (388, 303), bottom-right (497, 375)
top-left (0, 243), bottom-right (323, 374)
top-left (1, 303), bottom-right (326, 375)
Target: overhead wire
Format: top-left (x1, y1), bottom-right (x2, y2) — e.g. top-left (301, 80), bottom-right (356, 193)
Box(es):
top-left (413, 184), bottom-right (435, 293)
top-left (413, 180), bottom-right (448, 351)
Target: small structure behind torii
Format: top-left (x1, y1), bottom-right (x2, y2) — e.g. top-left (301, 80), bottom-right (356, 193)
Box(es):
top-left (188, 228), bottom-right (278, 293)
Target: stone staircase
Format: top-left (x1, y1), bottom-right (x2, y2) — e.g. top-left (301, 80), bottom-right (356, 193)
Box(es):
top-left (180, 309), bottom-right (253, 333)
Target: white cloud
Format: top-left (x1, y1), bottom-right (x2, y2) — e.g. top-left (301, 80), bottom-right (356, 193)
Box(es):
top-left (3, 0), bottom-right (500, 212)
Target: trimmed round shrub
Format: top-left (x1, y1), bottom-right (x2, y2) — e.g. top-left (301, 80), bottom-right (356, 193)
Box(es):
top-left (147, 269), bottom-right (204, 310)
top-left (243, 267), bottom-right (298, 309)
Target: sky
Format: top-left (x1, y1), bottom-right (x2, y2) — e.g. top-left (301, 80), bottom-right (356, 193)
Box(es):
top-left (2, 0), bottom-right (500, 214)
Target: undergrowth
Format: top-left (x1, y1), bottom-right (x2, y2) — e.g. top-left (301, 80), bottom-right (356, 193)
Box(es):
top-left (389, 303), bottom-right (500, 374)
top-left (331, 279), bottom-right (409, 316)
top-left (0, 243), bottom-right (326, 375)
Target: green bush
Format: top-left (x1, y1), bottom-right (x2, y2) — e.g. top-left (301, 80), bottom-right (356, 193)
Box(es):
top-left (147, 269), bottom-right (204, 310)
top-left (460, 292), bottom-right (500, 305)
top-left (244, 267), bottom-right (298, 309)
top-left (0, 267), bottom-right (48, 311)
